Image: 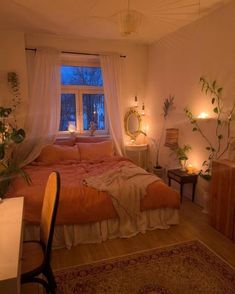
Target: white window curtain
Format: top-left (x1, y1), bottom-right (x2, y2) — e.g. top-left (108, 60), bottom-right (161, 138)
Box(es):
top-left (17, 48), bottom-right (61, 166)
top-left (100, 54), bottom-right (124, 156)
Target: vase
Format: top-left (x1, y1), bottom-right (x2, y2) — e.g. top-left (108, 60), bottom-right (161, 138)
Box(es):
top-left (179, 159), bottom-right (187, 171)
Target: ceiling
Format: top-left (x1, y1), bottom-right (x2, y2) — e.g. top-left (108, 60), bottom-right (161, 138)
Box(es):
top-left (0, 0), bottom-right (230, 44)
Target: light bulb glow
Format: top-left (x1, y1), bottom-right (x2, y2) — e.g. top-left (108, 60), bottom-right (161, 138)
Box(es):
top-left (198, 112), bottom-right (209, 119)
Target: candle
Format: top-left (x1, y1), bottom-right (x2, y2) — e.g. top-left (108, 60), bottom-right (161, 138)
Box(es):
top-left (187, 164), bottom-right (194, 174)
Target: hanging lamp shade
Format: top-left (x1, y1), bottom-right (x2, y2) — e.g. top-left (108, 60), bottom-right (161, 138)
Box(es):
top-left (118, 9), bottom-right (142, 36)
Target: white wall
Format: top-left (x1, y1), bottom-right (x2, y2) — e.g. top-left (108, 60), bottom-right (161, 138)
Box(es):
top-left (0, 30), bottom-right (28, 126)
top-left (25, 33), bottom-right (149, 143)
top-left (146, 1), bottom-right (235, 205)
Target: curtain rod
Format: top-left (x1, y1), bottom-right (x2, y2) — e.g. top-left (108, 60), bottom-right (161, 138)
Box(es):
top-left (25, 48), bottom-right (126, 58)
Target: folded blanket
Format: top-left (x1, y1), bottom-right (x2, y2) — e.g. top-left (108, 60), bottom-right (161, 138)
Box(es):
top-left (84, 165), bottom-right (161, 236)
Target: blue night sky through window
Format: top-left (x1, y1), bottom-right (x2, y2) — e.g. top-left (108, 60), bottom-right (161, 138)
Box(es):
top-left (60, 65), bottom-right (105, 132)
top-left (61, 66), bottom-right (103, 86)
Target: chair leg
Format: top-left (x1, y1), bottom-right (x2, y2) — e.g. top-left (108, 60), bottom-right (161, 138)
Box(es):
top-left (43, 265), bottom-right (57, 293)
top-left (21, 276), bottom-right (50, 293)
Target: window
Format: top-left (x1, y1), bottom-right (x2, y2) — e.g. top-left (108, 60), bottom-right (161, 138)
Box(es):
top-left (59, 61), bottom-right (107, 134)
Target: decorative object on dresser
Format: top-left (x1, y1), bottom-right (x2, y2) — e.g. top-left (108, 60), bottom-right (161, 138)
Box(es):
top-left (210, 160), bottom-right (235, 242)
top-left (168, 168), bottom-right (198, 202)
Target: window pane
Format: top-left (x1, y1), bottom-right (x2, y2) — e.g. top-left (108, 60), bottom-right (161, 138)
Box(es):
top-left (61, 66), bottom-right (103, 86)
top-left (60, 93), bottom-right (76, 131)
top-left (83, 94), bottom-right (105, 130)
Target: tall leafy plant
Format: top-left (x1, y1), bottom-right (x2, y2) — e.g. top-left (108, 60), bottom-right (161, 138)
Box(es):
top-left (152, 95), bottom-right (175, 168)
top-left (184, 76), bottom-right (235, 180)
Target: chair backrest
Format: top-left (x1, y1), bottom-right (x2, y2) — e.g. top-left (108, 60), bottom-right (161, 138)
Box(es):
top-left (40, 171), bottom-right (60, 260)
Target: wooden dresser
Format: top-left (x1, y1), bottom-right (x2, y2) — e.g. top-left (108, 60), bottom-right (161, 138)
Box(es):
top-left (210, 160), bottom-right (235, 242)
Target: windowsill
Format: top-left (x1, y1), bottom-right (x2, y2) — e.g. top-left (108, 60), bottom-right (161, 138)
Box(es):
top-left (56, 131), bottom-right (110, 139)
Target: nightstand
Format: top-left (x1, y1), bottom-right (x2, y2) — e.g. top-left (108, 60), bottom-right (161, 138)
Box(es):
top-left (125, 144), bottom-right (148, 169)
top-left (167, 169), bottom-right (198, 202)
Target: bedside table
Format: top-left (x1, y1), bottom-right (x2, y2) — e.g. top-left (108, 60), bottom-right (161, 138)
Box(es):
top-left (125, 144), bottom-right (148, 169)
top-left (167, 169), bottom-right (198, 202)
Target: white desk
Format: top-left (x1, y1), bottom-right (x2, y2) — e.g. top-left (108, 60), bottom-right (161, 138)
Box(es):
top-left (0, 197), bottom-right (24, 294)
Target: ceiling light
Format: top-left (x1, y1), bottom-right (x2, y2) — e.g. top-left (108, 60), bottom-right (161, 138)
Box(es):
top-left (118, 0), bottom-right (142, 36)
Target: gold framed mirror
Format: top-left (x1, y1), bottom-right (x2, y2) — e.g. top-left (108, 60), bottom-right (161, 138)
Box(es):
top-left (124, 108), bottom-right (142, 141)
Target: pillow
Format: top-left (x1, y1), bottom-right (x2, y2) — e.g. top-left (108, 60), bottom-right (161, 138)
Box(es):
top-left (54, 138), bottom-right (76, 146)
top-left (75, 137), bottom-right (110, 143)
top-left (77, 141), bottom-right (114, 161)
top-left (37, 144), bottom-right (80, 163)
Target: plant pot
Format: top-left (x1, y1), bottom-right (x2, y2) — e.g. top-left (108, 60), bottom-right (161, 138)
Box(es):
top-left (153, 166), bottom-right (165, 179)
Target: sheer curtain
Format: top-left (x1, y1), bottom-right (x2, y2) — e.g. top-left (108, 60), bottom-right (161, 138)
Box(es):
top-left (100, 54), bottom-right (124, 155)
top-left (17, 48), bottom-right (61, 166)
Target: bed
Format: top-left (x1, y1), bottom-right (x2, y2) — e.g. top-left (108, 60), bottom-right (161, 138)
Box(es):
top-left (6, 139), bottom-right (180, 249)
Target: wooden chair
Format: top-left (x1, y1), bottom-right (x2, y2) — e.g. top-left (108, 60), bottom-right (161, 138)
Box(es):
top-left (21, 171), bottom-right (60, 294)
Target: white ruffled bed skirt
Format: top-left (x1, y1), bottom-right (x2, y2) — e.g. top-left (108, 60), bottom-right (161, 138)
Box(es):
top-left (24, 208), bottom-right (179, 249)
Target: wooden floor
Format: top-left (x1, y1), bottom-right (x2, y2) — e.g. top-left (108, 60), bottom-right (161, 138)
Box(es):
top-left (22, 198), bottom-right (235, 293)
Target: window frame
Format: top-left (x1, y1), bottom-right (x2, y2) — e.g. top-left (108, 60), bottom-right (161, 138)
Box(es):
top-left (58, 57), bottom-right (108, 136)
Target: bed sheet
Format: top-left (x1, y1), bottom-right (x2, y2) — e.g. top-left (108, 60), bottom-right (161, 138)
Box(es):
top-left (6, 156), bottom-right (180, 224)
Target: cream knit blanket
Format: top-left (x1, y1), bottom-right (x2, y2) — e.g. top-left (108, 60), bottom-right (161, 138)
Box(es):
top-left (84, 165), bottom-right (161, 236)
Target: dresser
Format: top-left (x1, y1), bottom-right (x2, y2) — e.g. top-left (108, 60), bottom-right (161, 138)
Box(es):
top-left (210, 160), bottom-right (235, 242)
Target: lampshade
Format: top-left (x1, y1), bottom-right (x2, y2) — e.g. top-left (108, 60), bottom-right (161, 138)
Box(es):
top-left (165, 128), bottom-right (179, 148)
top-left (118, 9), bottom-right (142, 36)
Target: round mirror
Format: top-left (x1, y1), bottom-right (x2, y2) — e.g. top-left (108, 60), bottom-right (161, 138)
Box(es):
top-left (124, 108), bottom-right (142, 140)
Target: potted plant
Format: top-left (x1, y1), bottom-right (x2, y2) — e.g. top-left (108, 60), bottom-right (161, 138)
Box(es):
top-left (0, 73), bottom-right (30, 198)
top-left (151, 95), bottom-right (175, 177)
top-left (172, 144), bottom-right (192, 171)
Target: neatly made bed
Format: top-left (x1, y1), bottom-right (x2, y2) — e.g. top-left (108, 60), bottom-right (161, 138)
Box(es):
top-left (6, 140), bottom-right (180, 248)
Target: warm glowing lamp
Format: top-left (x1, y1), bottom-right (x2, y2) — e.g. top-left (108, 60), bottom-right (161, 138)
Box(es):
top-left (198, 112), bottom-right (209, 119)
top-left (187, 164), bottom-right (194, 174)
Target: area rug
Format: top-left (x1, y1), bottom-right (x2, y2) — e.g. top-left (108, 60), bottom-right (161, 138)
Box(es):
top-left (55, 240), bottom-right (235, 294)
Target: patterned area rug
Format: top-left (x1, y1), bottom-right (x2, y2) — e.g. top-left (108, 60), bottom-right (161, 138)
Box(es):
top-left (55, 240), bottom-right (235, 294)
